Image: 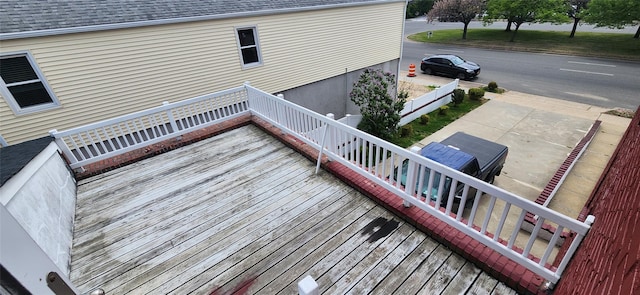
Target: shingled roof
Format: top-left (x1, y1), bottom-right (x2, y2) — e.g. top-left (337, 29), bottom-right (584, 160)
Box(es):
top-left (0, 0), bottom-right (393, 36)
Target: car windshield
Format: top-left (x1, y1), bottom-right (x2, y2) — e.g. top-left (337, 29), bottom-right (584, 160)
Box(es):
top-left (450, 56), bottom-right (465, 65)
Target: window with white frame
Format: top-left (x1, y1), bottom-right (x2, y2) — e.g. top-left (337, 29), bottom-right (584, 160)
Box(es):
top-left (235, 26), bottom-right (262, 67)
top-left (0, 52), bottom-right (60, 115)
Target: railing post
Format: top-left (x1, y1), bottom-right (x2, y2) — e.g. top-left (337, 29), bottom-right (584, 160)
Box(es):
top-left (49, 129), bottom-right (80, 169)
top-left (554, 215), bottom-right (596, 282)
top-left (403, 146), bottom-right (422, 208)
top-left (163, 101), bottom-right (180, 134)
top-left (315, 113), bottom-right (333, 174)
top-left (243, 81), bottom-right (253, 110)
top-left (277, 94), bottom-right (285, 124)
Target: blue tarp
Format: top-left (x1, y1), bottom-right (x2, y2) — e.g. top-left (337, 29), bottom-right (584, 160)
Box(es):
top-left (420, 142), bottom-right (474, 171)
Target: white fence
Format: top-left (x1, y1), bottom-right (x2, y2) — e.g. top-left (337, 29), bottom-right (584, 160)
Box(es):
top-left (333, 78), bottom-right (458, 128)
top-left (337, 114), bottom-right (362, 128)
top-left (50, 87), bottom-right (249, 169)
top-left (51, 83), bottom-right (592, 285)
top-left (246, 84), bottom-right (591, 285)
top-left (399, 79), bottom-right (458, 126)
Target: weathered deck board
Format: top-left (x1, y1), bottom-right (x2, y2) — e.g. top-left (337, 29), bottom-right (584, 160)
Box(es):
top-left (179, 187), bottom-right (368, 295)
top-left (70, 125), bottom-right (515, 294)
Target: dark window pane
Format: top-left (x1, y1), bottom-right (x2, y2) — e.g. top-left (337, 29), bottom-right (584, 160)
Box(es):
top-left (0, 56), bottom-right (38, 84)
top-left (8, 82), bottom-right (53, 107)
top-left (237, 29), bottom-right (256, 47)
top-left (241, 48), bottom-right (259, 64)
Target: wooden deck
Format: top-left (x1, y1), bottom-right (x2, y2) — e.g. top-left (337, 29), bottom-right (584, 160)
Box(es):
top-left (70, 125), bottom-right (516, 295)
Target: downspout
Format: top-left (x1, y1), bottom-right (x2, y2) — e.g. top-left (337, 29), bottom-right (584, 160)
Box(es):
top-left (396, 0), bottom-right (408, 93)
top-left (345, 67), bottom-right (349, 116)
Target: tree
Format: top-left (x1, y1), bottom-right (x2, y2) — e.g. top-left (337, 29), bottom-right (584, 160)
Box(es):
top-left (505, 19), bottom-right (513, 32)
top-left (349, 69), bottom-right (406, 140)
top-left (582, 0), bottom-right (640, 38)
top-left (406, 0), bottom-right (435, 19)
top-left (427, 0), bottom-right (486, 39)
top-left (568, 0), bottom-right (590, 38)
top-left (484, 0), bottom-right (569, 42)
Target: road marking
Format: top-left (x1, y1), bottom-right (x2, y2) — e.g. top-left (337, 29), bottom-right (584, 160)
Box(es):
top-left (559, 68), bottom-right (614, 76)
top-left (436, 49), bottom-right (464, 53)
top-left (564, 92), bottom-right (611, 101)
top-left (568, 61), bottom-right (616, 67)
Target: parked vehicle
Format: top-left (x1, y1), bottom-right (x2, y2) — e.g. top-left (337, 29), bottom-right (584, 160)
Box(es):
top-left (420, 54), bottom-right (480, 80)
top-left (396, 132), bottom-right (508, 206)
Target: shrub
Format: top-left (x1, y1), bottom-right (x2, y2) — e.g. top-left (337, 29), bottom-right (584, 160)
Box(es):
top-left (398, 89), bottom-right (410, 100)
top-left (468, 88), bottom-right (485, 101)
top-left (420, 114), bottom-right (430, 125)
top-left (350, 68), bottom-right (406, 140)
top-left (400, 124), bottom-right (413, 137)
top-left (439, 105), bottom-right (449, 115)
top-left (487, 81), bottom-right (498, 92)
top-left (452, 88), bottom-right (465, 105)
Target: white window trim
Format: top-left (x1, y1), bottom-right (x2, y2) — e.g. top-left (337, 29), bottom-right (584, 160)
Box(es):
top-left (234, 26), bottom-right (263, 69)
top-left (0, 51), bottom-right (61, 115)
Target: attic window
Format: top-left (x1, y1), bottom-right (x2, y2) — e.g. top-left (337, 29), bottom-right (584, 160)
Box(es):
top-left (0, 52), bottom-right (60, 115)
top-left (236, 27), bottom-right (262, 68)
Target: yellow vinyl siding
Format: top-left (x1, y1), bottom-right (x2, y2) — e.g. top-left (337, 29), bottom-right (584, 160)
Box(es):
top-left (0, 2), bottom-right (404, 144)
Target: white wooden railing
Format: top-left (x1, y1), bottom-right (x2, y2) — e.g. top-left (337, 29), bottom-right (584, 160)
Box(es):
top-left (245, 84), bottom-right (592, 285)
top-left (50, 87), bottom-right (249, 169)
top-left (50, 83), bottom-right (592, 285)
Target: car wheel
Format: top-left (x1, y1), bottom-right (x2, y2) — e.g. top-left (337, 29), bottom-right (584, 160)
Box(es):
top-left (424, 67), bottom-right (432, 75)
top-left (457, 73), bottom-right (466, 80)
top-left (486, 174), bottom-right (496, 184)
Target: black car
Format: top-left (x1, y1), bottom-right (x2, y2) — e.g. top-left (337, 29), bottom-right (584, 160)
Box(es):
top-left (420, 54), bottom-right (480, 80)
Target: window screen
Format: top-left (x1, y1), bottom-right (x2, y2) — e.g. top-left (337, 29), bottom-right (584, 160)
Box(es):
top-left (0, 53), bottom-right (59, 114)
top-left (236, 27), bottom-right (262, 66)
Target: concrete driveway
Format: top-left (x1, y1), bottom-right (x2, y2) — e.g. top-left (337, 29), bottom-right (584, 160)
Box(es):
top-left (398, 73), bottom-right (632, 258)
top-left (399, 73), bottom-right (631, 220)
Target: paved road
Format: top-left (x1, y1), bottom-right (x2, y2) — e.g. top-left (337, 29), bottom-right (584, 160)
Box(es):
top-left (401, 19), bottom-right (640, 110)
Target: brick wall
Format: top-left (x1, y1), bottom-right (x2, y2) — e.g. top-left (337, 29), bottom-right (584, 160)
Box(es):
top-left (251, 116), bottom-right (547, 294)
top-left (71, 113), bottom-right (594, 294)
top-left (554, 107), bottom-right (640, 295)
top-left (75, 114), bottom-right (252, 179)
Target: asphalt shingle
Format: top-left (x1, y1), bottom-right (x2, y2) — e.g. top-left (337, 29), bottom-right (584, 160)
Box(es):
top-left (0, 0), bottom-right (388, 34)
top-left (0, 136), bottom-right (53, 186)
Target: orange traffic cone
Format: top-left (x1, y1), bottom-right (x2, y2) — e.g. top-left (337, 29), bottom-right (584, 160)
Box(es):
top-left (407, 64), bottom-right (416, 77)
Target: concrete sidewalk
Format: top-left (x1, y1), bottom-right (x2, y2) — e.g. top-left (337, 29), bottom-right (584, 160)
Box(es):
top-left (399, 72), bottom-right (632, 220)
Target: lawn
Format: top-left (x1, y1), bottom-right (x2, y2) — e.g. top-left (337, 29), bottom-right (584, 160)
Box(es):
top-left (408, 29), bottom-right (640, 61)
top-left (390, 97), bottom-right (486, 148)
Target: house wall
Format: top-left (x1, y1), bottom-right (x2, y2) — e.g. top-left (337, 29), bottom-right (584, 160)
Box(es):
top-left (0, 142), bottom-right (77, 276)
top-left (0, 1), bottom-right (405, 144)
top-left (280, 60), bottom-right (399, 118)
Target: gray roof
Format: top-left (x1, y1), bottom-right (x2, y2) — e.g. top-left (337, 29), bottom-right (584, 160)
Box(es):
top-left (0, 136), bottom-right (52, 186)
top-left (1, 0), bottom-right (396, 37)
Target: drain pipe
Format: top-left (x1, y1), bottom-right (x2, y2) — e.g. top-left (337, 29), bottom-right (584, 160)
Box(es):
top-left (396, 0), bottom-right (409, 87)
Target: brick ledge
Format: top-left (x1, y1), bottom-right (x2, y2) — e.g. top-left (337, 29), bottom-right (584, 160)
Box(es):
top-left (70, 114), bottom-right (549, 294)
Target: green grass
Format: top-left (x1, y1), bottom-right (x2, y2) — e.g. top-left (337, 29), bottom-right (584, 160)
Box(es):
top-left (390, 97), bottom-right (486, 148)
top-left (408, 29), bottom-right (640, 61)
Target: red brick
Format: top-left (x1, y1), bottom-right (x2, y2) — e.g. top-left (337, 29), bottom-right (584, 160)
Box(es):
top-left (72, 114), bottom-right (570, 294)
